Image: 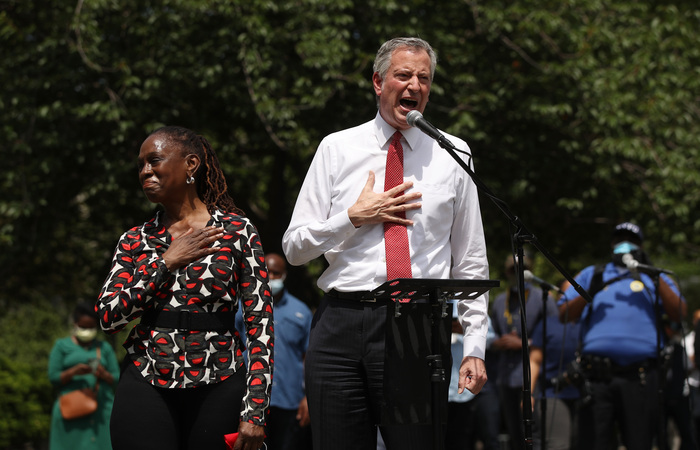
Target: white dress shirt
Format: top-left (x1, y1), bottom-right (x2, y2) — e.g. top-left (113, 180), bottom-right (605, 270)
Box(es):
top-left (283, 112), bottom-right (490, 359)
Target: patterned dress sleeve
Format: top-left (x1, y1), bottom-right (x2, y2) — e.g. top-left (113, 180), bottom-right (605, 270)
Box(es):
top-left (237, 219), bottom-right (274, 426)
top-left (96, 225), bottom-right (171, 334)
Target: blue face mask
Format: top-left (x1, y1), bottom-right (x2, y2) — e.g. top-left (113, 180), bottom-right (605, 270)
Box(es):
top-left (269, 278), bottom-right (285, 296)
top-left (613, 241), bottom-right (639, 254)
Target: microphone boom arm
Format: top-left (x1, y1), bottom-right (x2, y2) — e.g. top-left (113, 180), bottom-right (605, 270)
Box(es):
top-left (424, 127), bottom-right (592, 303)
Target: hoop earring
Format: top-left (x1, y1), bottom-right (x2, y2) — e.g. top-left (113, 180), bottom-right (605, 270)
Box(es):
top-left (186, 175), bottom-right (195, 185)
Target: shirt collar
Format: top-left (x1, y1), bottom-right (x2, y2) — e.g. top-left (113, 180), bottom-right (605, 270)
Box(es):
top-left (372, 112), bottom-right (423, 152)
top-left (143, 210), bottom-right (165, 235)
top-left (274, 290), bottom-right (289, 306)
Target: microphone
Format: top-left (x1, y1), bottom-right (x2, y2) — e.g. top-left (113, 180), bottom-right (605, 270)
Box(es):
top-left (523, 270), bottom-right (562, 293)
top-left (405, 110), bottom-right (456, 149)
top-left (621, 253), bottom-right (674, 275)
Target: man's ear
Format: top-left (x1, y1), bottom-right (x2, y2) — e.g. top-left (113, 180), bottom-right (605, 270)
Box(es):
top-left (372, 72), bottom-right (383, 97)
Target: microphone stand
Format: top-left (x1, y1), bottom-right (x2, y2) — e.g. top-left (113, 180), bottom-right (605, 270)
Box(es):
top-left (425, 134), bottom-right (592, 450)
top-left (533, 285), bottom-right (550, 450)
top-left (650, 272), bottom-right (667, 450)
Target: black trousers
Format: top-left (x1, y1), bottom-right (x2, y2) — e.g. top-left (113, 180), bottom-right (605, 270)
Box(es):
top-left (498, 385), bottom-right (526, 450)
top-left (264, 406), bottom-right (312, 450)
top-left (110, 361), bottom-right (246, 450)
top-left (578, 368), bottom-right (659, 450)
top-left (304, 295), bottom-right (439, 450)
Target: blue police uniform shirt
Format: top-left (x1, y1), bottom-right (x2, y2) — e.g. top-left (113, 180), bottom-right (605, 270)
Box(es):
top-left (558, 262), bottom-right (682, 366)
top-left (237, 290), bottom-right (312, 410)
top-left (531, 314), bottom-right (581, 399)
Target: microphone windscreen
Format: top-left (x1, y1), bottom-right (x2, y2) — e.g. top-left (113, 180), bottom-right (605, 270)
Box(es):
top-left (406, 110), bottom-right (422, 127)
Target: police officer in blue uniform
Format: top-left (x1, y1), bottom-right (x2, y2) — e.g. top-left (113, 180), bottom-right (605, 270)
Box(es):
top-left (558, 222), bottom-right (685, 450)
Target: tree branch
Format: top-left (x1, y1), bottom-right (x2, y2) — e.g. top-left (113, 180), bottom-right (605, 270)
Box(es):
top-left (239, 42), bottom-right (288, 152)
top-left (71, 0), bottom-right (118, 73)
top-left (500, 34), bottom-right (545, 72)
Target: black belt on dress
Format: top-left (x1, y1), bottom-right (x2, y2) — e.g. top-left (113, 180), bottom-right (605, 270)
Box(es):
top-left (140, 309), bottom-right (236, 332)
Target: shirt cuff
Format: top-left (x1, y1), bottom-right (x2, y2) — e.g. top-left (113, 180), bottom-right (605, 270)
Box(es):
top-left (462, 334), bottom-right (486, 360)
top-left (325, 209), bottom-right (359, 244)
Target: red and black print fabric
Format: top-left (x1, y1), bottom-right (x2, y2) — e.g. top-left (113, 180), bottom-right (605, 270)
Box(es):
top-left (97, 210), bottom-right (274, 426)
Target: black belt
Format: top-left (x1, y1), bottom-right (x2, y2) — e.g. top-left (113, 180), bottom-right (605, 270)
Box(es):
top-left (581, 354), bottom-right (657, 381)
top-left (611, 358), bottom-right (657, 376)
top-left (327, 289), bottom-right (378, 302)
top-left (140, 309), bottom-right (236, 332)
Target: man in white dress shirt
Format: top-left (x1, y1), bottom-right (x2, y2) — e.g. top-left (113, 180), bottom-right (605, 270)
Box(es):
top-left (282, 37), bottom-right (490, 450)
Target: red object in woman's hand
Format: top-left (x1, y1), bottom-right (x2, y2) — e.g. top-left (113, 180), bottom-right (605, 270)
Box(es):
top-left (224, 432), bottom-right (238, 450)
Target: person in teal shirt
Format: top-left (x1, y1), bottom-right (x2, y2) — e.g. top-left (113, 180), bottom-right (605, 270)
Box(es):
top-left (48, 302), bottom-right (120, 450)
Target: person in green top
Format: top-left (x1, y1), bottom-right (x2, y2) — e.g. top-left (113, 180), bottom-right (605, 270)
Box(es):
top-left (48, 302), bottom-right (120, 450)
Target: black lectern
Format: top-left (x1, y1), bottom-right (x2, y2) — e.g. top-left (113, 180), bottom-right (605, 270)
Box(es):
top-left (372, 278), bottom-right (500, 450)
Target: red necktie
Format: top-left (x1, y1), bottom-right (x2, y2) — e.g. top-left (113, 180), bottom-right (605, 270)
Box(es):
top-left (384, 131), bottom-right (413, 281)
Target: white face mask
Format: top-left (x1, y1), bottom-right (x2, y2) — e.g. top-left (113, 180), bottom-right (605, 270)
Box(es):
top-left (74, 326), bottom-right (98, 343)
top-left (269, 278), bottom-right (285, 296)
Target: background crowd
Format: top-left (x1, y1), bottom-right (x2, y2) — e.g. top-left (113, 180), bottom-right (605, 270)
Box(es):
top-left (43, 243), bottom-right (697, 450)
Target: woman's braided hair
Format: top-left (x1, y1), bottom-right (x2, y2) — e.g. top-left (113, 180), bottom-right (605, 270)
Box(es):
top-left (150, 126), bottom-right (244, 216)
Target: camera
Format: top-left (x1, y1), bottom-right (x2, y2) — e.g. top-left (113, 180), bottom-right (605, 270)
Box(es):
top-left (550, 359), bottom-right (585, 390)
top-left (549, 358), bottom-right (593, 405)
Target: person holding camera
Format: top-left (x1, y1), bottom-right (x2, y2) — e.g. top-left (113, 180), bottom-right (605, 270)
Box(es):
top-left (48, 302), bottom-right (120, 450)
top-left (558, 222), bottom-right (685, 450)
top-left (529, 287), bottom-right (581, 450)
top-left (490, 254), bottom-right (557, 450)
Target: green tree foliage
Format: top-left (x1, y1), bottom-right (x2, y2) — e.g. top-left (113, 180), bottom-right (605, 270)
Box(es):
top-left (0, 300), bottom-right (69, 448)
top-left (1, 0), bottom-right (699, 446)
top-left (0, 357), bottom-right (52, 448)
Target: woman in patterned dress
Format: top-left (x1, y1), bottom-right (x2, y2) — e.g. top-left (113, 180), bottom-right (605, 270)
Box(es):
top-left (97, 126), bottom-right (273, 450)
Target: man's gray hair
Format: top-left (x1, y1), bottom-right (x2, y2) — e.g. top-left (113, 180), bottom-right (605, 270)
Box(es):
top-left (373, 37), bottom-right (437, 81)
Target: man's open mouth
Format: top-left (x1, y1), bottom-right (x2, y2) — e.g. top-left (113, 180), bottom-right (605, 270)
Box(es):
top-left (400, 98), bottom-right (418, 109)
